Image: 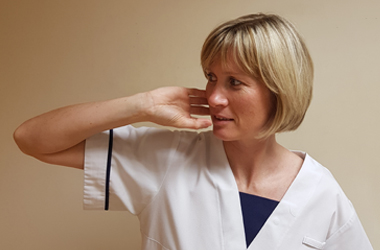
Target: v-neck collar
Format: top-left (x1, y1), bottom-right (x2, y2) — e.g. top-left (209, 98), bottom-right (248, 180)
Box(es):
top-left (208, 134), bottom-right (323, 250)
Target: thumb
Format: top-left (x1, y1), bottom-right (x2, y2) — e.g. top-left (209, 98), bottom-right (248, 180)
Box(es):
top-left (182, 118), bottom-right (212, 130)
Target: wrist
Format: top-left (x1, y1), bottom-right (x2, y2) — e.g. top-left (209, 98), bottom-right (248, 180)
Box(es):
top-left (130, 91), bottom-right (155, 123)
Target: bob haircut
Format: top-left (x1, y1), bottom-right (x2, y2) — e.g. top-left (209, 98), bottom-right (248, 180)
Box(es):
top-left (201, 13), bottom-right (314, 139)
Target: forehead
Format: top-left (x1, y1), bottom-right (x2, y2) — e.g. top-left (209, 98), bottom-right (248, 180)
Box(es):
top-left (206, 55), bottom-right (250, 76)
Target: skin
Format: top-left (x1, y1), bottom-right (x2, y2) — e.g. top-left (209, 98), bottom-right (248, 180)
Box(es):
top-left (14, 59), bottom-right (302, 201)
top-left (206, 59), bottom-right (303, 201)
top-left (205, 60), bottom-right (275, 143)
top-left (13, 88), bottom-right (211, 169)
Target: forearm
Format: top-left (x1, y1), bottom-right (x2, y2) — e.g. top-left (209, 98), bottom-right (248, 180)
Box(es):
top-left (14, 92), bottom-right (149, 156)
top-left (14, 86), bottom-right (211, 162)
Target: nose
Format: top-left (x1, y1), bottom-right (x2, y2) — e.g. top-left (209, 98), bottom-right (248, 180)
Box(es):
top-left (206, 83), bottom-right (229, 108)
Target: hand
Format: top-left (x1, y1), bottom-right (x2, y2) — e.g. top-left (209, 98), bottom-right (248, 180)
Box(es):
top-left (145, 87), bottom-right (212, 129)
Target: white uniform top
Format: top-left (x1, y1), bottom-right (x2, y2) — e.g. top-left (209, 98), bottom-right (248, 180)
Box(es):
top-left (84, 125), bottom-right (373, 250)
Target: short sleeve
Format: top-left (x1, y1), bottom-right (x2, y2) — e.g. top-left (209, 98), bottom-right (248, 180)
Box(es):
top-left (83, 125), bottom-right (182, 214)
top-left (324, 210), bottom-right (373, 250)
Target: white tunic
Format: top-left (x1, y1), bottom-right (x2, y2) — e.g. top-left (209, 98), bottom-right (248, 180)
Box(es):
top-left (84, 126), bottom-right (373, 250)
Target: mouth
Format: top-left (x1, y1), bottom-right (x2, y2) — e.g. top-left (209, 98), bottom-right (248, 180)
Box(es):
top-left (214, 115), bottom-right (234, 121)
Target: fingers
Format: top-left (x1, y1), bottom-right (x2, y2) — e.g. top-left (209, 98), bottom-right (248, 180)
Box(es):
top-left (190, 106), bottom-right (210, 116)
top-left (189, 96), bottom-right (208, 105)
top-left (187, 88), bottom-right (207, 98)
top-left (189, 93), bottom-right (209, 116)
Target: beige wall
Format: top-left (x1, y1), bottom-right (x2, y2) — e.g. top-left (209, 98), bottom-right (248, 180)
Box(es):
top-left (1, 0), bottom-right (379, 249)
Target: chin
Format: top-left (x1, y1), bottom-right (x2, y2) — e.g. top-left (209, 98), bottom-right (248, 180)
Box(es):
top-left (212, 128), bottom-right (238, 142)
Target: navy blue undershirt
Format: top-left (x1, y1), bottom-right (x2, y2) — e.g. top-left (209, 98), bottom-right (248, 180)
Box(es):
top-left (239, 192), bottom-right (279, 248)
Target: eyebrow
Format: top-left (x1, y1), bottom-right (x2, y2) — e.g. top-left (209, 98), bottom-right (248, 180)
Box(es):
top-left (205, 69), bottom-right (246, 76)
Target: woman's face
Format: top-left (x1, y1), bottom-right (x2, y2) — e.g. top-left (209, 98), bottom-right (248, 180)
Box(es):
top-left (205, 59), bottom-right (274, 142)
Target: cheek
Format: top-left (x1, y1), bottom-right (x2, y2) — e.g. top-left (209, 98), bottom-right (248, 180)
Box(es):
top-left (236, 92), bottom-right (272, 119)
top-left (231, 96), bottom-right (256, 119)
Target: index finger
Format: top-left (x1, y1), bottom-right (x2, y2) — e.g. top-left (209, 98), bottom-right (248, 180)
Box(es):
top-left (187, 88), bottom-right (207, 98)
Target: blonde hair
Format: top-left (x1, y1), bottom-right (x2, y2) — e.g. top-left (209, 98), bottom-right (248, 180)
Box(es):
top-left (201, 13), bottom-right (314, 138)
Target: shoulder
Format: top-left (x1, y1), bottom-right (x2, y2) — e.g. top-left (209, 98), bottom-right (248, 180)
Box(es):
top-left (302, 153), bottom-right (349, 200)
top-left (111, 125), bottom-right (215, 151)
top-left (300, 152), bottom-right (352, 206)
top-left (110, 125), bottom-right (195, 141)
top-left (300, 153), bottom-right (359, 236)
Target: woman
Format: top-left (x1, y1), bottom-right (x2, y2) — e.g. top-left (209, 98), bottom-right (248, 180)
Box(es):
top-left (14, 13), bottom-right (372, 249)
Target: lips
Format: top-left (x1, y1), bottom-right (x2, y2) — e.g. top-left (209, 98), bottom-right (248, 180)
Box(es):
top-left (214, 115), bottom-right (234, 121)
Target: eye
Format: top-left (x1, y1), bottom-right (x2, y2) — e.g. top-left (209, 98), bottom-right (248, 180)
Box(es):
top-left (206, 73), bottom-right (217, 82)
top-left (229, 77), bottom-right (242, 86)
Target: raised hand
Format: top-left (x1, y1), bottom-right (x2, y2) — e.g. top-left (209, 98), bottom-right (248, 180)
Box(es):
top-left (145, 87), bottom-right (212, 129)
top-left (14, 86), bottom-right (212, 168)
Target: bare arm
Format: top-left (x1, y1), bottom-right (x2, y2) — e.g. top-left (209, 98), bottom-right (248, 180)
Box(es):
top-left (13, 87), bottom-right (211, 169)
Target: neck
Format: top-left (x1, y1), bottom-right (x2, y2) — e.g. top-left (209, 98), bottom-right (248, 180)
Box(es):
top-left (223, 135), bottom-right (290, 193)
top-left (224, 134), bottom-right (279, 172)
